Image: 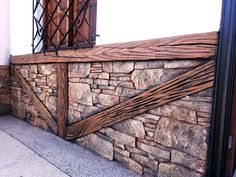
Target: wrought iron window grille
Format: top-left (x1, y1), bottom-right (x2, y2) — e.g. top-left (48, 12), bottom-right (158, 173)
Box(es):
top-left (32, 0), bottom-right (97, 53)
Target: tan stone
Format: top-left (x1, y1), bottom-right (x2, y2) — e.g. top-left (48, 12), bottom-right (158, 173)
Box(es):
top-left (161, 69), bottom-right (189, 83)
top-left (92, 93), bottom-right (119, 107)
top-left (131, 153), bottom-right (158, 172)
top-left (114, 147), bottom-right (130, 157)
top-left (20, 68), bottom-right (28, 78)
top-left (94, 79), bottom-right (109, 86)
top-left (135, 61), bottom-right (164, 69)
top-left (47, 74), bottom-right (57, 88)
top-left (137, 142), bottom-right (170, 160)
top-left (25, 104), bottom-right (38, 117)
top-left (45, 96), bottom-right (57, 111)
top-left (33, 118), bottom-right (49, 132)
top-left (77, 104), bottom-right (101, 118)
top-left (103, 62), bottom-right (134, 73)
top-left (150, 105), bottom-right (197, 124)
top-left (38, 64), bottom-right (56, 75)
top-left (171, 150), bottom-right (206, 173)
top-left (29, 65), bottom-right (38, 74)
top-left (13, 101), bottom-right (26, 119)
top-left (113, 119), bottom-right (145, 139)
top-left (131, 69), bottom-right (164, 89)
top-left (77, 133), bottom-right (114, 160)
top-left (68, 63), bottom-right (91, 78)
top-left (154, 117), bottom-right (208, 160)
top-left (69, 83), bottom-right (93, 106)
top-left (125, 146), bottom-right (148, 156)
top-left (158, 163), bottom-right (202, 177)
top-left (101, 127), bottom-right (136, 147)
top-left (114, 152), bottom-right (143, 174)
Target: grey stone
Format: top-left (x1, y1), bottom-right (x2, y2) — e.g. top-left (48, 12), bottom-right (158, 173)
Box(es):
top-left (101, 127), bottom-right (136, 147)
top-left (154, 117), bottom-right (208, 160)
top-left (77, 133), bottom-right (114, 160)
top-left (125, 146), bottom-right (148, 156)
top-left (158, 163), bottom-right (202, 177)
top-left (45, 96), bottom-right (57, 111)
top-left (164, 60), bottom-right (204, 69)
top-left (150, 105), bottom-right (197, 124)
top-left (47, 74), bottom-right (57, 88)
top-left (92, 93), bottom-right (119, 107)
top-left (136, 142), bottom-right (170, 160)
top-left (114, 147), bottom-right (130, 157)
top-left (161, 69), bottom-right (189, 83)
top-left (113, 119), bottom-right (145, 139)
top-left (131, 153), bottom-right (158, 172)
top-left (131, 69), bottom-right (164, 90)
top-left (68, 63), bottom-right (91, 78)
top-left (135, 61), bottom-right (164, 69)
top-left (103, 62), bottom-right (134, 73)
top-left (171, 149), bottom-right (206, 173)
top-left (114, 152), bottom-right (143, 174)
top-left (89, 73), bottom-right (109, 79)
top-left (170, 100), bottom-right (212, 113)
top-left (77, 104), bottom-right (101, 118)
top-left (69, 83), bottom-right (93, 106)
top-left (68, 109), bottom-right (81, 125)
top-left (94, 79), bottom-right (109, 86)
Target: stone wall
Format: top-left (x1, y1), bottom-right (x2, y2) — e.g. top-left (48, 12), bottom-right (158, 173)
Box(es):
top-left (11, 59), bottom-right (213, 177)
top-left (11, 64), bottom-right (58, 131)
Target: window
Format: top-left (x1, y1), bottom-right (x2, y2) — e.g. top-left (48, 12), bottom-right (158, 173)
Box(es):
top-left (33, 0), bottom-right (97, 53)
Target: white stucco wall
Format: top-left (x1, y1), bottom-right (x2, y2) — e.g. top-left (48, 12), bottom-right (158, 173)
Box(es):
top-left (0, 0), bottom-right (10, 65)
top-left (9, 0), bottom-right (222, 56)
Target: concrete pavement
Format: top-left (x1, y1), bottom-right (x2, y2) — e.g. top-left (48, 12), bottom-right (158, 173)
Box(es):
top-left (0, 115), bottom-right (140, 177)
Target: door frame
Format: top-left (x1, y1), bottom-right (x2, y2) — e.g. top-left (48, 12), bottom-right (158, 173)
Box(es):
top-left (208, 0), bottom-right (236, 176)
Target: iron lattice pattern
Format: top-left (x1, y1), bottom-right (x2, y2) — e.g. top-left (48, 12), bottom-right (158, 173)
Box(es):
top-left (33, 0), bottom-right (96, 53)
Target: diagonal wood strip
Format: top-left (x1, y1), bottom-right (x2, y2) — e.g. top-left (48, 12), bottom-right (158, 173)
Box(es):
top-left (66, 60), bottom-right (215, 140)
top-left (11, 32), bottom-right (217, 64)
top-left (11, 66), bottom-right (57, 134)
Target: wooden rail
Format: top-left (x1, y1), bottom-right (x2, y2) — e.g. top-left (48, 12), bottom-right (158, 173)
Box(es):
top-left (66, 60), bottom-right (215, 140)
top-left (11, 32), bottom-right (217, 64)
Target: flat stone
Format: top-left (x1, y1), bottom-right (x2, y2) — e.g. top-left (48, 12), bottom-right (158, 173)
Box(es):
top-left (170, 100), bottom-right (212, 113)
top-left (161, 69), bottom-right (189, 83)
top-left (89, 72), bottom-right (109, 79)
top-left (77, 133), bottom-right (114, 160)
top-left (38, 64), bottom-right (56, 75)
top-left (20, 68), bottom-right (28, 78)
top-left (68, 109), bottom-right (81, 125)
top-left (92, 93), bottom-right (119, 107)
top-left (114, 152), bottom-right (143, 174)
top-left (77, 105), bottom-right (101, 119)
top-left (158, 163), bottom-right (202, 177)
top-left (47, 74), bottom-right (57, 88)
top-left (29, 65), bottom-right (38, 74)
top-left (113, 119), bottom-right (145, 139)
top-left (94, 79), bottom-right (109, 86)
top-left (25, 104), bottom-right (38, 117)
top-left (164, 60), bottom-right (204, 69)
top-left (125, 146), bottom-right (148, 156)
top-left (171, 149), bottom-right (206, 173)
top-left (135, 61), bottom-right (164, 69)
top-left (68, 63), bottom-right (91, 78)
top-left (154, 117), bottom-right (208, 160)
top-left (45, 96), bottom-right (57, 111)
top-left (69, 83), bottom-right (93, 106)
top-left (136, 142), bottom-right (170, 160)
top-left (114, 147), bottom-right (130, 157)
top-left (131, 69), bottom-right (164, 89)
top-left (101, 127), bottom-right (136, 147)
top-left (131, 153), bottom-right (158, 172)
top-left (149, 105), bottom-right (197, 124)
top-left (103, 62), bottom-right (134, 73)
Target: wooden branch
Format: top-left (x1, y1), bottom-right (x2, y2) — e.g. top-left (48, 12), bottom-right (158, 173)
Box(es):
top-left (57, 63), bottom-right (68, 139)
top-left (11, 32), bottom-right (218, 64)
top-left (11, 66), bottom-right (57, 134)
top-left (66, 60), bottom-right (215, 140)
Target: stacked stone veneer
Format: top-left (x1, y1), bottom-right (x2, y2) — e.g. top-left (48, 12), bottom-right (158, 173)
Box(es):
top-left (11, 64), bottom-right (58, 131)
top-left (0, 66), bottom-right (10, 105)
top-left (11, 59), bottom-right (213, 177)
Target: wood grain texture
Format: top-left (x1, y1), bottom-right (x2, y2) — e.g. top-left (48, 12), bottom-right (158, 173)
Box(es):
top-left (66, 60), bottom-right (215, 140)
top-left (11, 32), bottom-right (218, 64)
top-left (11, 66), bottom-right (57, 134)
top-left (57, 63), bottom-right (68, 139)
top-left (0, 66), bottom-right (9, 78)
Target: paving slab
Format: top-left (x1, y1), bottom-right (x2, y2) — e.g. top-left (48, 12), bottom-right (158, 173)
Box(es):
top-left (0, 115), bottom-right (140, 177)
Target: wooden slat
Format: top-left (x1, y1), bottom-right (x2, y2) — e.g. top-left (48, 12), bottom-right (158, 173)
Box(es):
top-left (57, 63), bottom-right (68, 139)
top-left (11, 66), bottom-right (57, 134)
top-left (66, 60), bottom-right (215, 140)
top-left (11, 32), bottom-right (218, 64)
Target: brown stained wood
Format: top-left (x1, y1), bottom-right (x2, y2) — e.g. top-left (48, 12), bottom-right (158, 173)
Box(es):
top-left (57, 63), bottom-right (68, 139)
top-left (11, 32), bottom-right (218, 64)
top-left (11, 66), bottom-right (57, 134)
top-left (66, 60), bottom-right (215, 140)
top-left (0, 66), bottom-right (9, 78)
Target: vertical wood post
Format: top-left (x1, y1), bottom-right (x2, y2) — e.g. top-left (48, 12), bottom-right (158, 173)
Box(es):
top-left (57, 63), bottom-right (68, 139)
